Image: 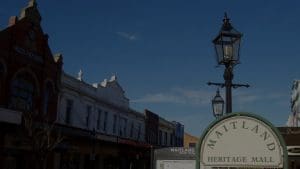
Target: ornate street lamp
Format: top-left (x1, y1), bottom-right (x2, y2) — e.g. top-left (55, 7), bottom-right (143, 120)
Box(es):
top-left (212, 89), bottom-right (224, 118)
top-left (208, 13), bottom-right (249, 114)
top-left (213, 13), bottom-right (242, 66)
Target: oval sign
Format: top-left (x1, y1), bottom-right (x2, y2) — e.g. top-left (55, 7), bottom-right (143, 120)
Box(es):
top-left (198, 113), bottom-right (287, 169)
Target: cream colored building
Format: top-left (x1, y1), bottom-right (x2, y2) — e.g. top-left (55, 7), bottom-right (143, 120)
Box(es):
top-left (184, 132), bottom-right (199, 148)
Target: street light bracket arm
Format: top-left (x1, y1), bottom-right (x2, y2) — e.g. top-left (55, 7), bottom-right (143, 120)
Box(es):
top-left (207, 82), bottom-right (225, 88)
top-left (232, 83), bottom-right (250, 89)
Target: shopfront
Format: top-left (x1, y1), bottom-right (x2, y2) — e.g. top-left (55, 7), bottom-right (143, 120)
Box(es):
top-left (197, 112), bottom-right (288, 169)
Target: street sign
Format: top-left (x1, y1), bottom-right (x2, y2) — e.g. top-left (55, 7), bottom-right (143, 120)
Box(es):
top-left (197, 112), bottom-right (288, 169)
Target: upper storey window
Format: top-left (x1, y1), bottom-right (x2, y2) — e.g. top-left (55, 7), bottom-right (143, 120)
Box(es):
top-left (43, 82), bottom-right (53, 115)
top-left (9, 71), bottom-right (36, 111)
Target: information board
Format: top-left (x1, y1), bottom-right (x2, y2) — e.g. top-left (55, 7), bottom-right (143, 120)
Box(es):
top-left (154, 147), bottom-right (195, 169)
top-left (157, 160), bottom-right (195, 169)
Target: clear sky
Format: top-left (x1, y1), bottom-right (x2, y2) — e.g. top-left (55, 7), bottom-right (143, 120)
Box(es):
top-left (1, 0), bottom-right (300, 136)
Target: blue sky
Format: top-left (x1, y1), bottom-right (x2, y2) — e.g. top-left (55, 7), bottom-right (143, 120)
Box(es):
top-left (1, 0), bottom-right (300, 136)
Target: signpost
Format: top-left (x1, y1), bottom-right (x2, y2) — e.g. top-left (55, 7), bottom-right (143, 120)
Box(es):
top-left (197, 112), bottom-right (288, 169)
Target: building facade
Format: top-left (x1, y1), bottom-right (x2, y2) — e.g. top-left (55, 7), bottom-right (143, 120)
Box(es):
top-left (0, 1), bottom-right (62, 168)
top-left (144, 109), bottom-right (184, 148)
top-left (145, 109), bottom-right (159, 146)
top-left (0, 0), bottom-right (62, 120)
top-left (57, 72), bottom-right (148, 169)
top-left (173, 121), bottom-right (184, 147)
top-left (288, 80), bottom-right (300, 127)
top-left (278, 127), bottom-right (300, 169)
top-left (158, 117), bottom-right (176, 147)
top-left (58, 73), bottom-right (145, 141)
top-left (183, 132), bottom-right (199, 148)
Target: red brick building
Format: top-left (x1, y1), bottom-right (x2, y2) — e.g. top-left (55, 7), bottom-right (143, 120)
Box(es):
top-left (0, 0), bottom-right (62, 118)
top-left (0, 0), bottom-right (62, 117)
top-left (0, 0), bottom-right (62, 168)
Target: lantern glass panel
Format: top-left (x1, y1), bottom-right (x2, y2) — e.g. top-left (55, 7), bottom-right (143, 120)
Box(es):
top-left (213, 17), bottom-right (242, 66)
top-left (213, 101), bottom-right (224, 117)
top-left (212, 90), bottom-right (224, 118)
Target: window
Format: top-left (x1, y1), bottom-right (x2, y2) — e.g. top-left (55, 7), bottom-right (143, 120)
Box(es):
top-left (137, 123), bottom-right (141, 140)
top-left (43, 83), bottom-right (53, 115)
top-left (170, 133), bottom-right (173, 146)
top-left (0, 63), bottom-right (4, 77)
top-left (159, 130), bottom-right (162, 145)
top-left (0, 63), bottom-right (5, 95)
top-left (103, 111), bottom-right (108, 132)
top-left (113, 114), bottom-right (117, 134)
top-left (119, 117), bottom-right (127, 137)
top-left (130, 122), bottom-right (134, 138)
top-left (10, 72), bottom-right (35, 111)
top-left (124, 119), bottom-right (127, 137)
top-left (97, 109), bottom-right (101, 130)
top-left (65, 99), bottom-right (73, 124)
top-left (189, 143), bottom-right (196, 148)
top-left (164, 132), bottom-right (168, 145)
top-left (86, 105), bottom-right (92, 127)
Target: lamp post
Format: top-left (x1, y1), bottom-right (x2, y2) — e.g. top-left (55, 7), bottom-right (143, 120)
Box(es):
top-left (208, 13), bottom-right (249, 114)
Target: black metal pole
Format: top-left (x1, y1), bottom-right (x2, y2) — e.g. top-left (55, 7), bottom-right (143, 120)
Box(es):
top-left (224, 64), bottom-right (233, 114)
top-left (207, 64), bottom-right (249, 114)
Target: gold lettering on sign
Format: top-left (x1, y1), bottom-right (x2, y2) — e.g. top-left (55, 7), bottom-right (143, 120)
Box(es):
top-left (242, 121), bottom-right (248, 129)
top-left (223, 125), bottom-right (228, 132)
top-left (229, 121), bottom-right (237, 129)
top-left (215, 131), bottom-right (223, 139)
top-left (207, 156), bottom-right (274, 163)
top-left (206, 120), bottom-right (277, 151)
top-left (251, 125), bottom-right (259, 133)
top-left (251, 156), bottom-right (274, 163)
top-left (267, 142), bottom-right (276, 151)
top-left (207, 139), bottom-right (217, 150)
top-left (260, 131), bottom-right (271, 141)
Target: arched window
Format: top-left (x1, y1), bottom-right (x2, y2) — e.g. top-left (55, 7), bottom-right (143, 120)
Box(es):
top-left (9, 71), bottom-right (36, 111)
top-left (43, 82), bottom-right (53, 115)
top-left (0, 63), bottom-right (5, 78)
top-left (0, 62), bottom-right (5, 89)
top-left (0, 63), bottom-right (5, 99)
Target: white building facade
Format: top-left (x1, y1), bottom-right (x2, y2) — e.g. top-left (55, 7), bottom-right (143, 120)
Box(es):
top-left (54, 71), bottom-right (183, 169)
top-left (57, 72), bottom-right (145, 142)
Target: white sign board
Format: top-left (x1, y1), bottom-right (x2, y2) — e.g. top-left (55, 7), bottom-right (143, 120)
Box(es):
top-left (157, 160), bottom-right (195, 169)
top-left (200, 115), bottom-right (284, 168)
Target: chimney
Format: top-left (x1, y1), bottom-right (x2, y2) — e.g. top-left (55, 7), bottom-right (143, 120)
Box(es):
top-left (8, 16), bottom-right (18, 27)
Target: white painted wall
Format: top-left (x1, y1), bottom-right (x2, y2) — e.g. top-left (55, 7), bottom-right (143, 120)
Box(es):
top-left (57, 73), bottom-right (145, 142)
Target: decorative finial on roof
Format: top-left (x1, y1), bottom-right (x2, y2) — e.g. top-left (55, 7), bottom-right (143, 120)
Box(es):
top-left (110, 74), bottom-right (117, 82)
top-left (28, 0), bottom-right (37, 7)
top-left (19, 0), bottom-right (41, 25)
top-left (77, 69), bottom-right (83, 81)
top-left (101, 79), bottom-right (108, 87)
top-left (53, 53), bottom-right (63, 63)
